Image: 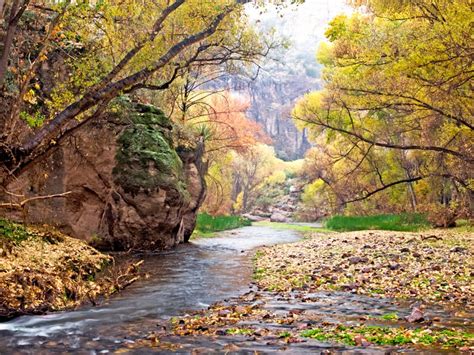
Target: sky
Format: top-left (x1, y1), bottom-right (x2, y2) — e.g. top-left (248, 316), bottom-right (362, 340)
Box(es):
top-left (246, 0), bottom-right (352, 63)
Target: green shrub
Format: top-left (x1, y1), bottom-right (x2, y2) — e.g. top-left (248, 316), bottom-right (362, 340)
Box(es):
top-left (0, 219), bottom-right (30, 244)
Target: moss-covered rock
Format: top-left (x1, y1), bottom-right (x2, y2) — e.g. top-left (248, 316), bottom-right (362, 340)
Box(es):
top-left (113, 103), bottom-right (189, 200)
top-left (1, 100), bottom-right (207, 251)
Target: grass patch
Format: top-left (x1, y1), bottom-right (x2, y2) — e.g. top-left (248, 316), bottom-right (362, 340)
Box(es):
top-left (253, 221), bottom-right (332, 234)
top-left (452, 219), bottom-right (473, 233)
top-left (301, 325), bottom-right (474, 348)
top-left (226, 328), bottom-right (254, 336)
top-left (325, 213), bottom-right (430, 232)
top-left (380, 312), bottom-right (399, 321)
top-left (194, 213), bottom-right (251, 235)
top-left (0, 219), bottom-right (32, 244)
top-left (191, 230), bottom-right (217, 239)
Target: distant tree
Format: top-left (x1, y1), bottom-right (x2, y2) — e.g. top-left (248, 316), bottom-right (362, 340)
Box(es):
top-left (193, 92), bottom-right (270, 215)
top-left (232, 144), bottom-right (278, 212)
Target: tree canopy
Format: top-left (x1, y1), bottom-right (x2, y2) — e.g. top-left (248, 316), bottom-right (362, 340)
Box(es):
top-left (293, 0), bottom-right (473, 224)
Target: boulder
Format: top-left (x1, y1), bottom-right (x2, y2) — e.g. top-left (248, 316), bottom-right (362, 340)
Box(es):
top-left (242, 214), bottom-right (266, 222)
top-left (270, 212), bottom-right (289, 223)
top-left (1, 103), bottom-right (207, 251)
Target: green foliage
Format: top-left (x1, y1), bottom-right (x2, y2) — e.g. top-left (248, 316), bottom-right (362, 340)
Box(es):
top-left (20, 111), bottom-right (46, 128)
top-left (380, 312), bottom-right (399, 321)
top-left (325, 214), bottom-right (430, 232)
top-left (195, 213), bottom-right (251, 234)
top-left (0, 219), bottom-right (30, 244)
top-left (293, 0), bottom-right (473, 218)
top-left (301, 325), bottom-right (474, 347)
top-left (226, 328), bottom-right (254, 336)
top-left (113, 103), bottom-right (188, 198)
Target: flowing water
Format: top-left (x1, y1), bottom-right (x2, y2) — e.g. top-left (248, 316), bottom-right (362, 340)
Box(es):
top-left (0, 226), bottom-right (301, 353)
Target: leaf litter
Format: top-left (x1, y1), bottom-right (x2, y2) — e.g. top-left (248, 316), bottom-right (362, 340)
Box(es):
top-left (0, 220), bottom-right (141, 317)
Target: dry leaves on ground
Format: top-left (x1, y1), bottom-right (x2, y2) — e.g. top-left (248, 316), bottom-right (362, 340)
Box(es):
top-left (254, 230), bottom-right (473, 309)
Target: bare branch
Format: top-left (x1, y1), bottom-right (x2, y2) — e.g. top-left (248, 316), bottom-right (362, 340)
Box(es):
top-left (0, 191), bottom-right (72, 209)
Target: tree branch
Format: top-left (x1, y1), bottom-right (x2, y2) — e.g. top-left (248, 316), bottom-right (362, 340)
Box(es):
top-left (0, 191), bottom-right (72, 209)
top-left (343, 176), bottom-right (424, 205)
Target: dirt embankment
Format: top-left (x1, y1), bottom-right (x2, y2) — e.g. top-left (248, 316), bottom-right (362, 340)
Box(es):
top-left (0, 220), bottom-right (139, 318)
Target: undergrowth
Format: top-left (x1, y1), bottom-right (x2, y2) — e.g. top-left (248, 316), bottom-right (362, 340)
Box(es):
top-left (0, 219), bottom-right (133, 318)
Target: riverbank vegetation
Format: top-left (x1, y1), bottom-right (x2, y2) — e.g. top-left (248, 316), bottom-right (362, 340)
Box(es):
top-left (325, 214), bottom-right (430, 232)
top-left (292, 0), bottom-right (473, 226)
top-left (193, 213), bottom-right (251, 238)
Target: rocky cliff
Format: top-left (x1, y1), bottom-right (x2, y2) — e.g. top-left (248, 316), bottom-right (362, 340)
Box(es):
top-left (2, 102), bottom-right (207, 251)
top-left (215, 70), bottom-right (319, 161)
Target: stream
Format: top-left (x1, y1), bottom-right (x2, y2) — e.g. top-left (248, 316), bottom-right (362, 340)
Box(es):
top-left (0, 226), bottom-right (301, 353)
top-left (0, 225), bottom-right (471, 354)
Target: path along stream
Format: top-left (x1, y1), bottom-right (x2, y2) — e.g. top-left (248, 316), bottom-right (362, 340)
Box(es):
top-left (0, 225), bottom-right (470, 354)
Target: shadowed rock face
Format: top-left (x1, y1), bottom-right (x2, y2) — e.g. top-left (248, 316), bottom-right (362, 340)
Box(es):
top-left (211, 73), bottom-right (319, 161)
top-left (2, 103), bottom-right (207, 251)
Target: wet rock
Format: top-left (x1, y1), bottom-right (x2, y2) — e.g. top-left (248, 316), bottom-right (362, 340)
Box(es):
top-left (270, 212), bottom-right (290, 223)
top-left (405, 306), bottom-right (424, 323)
top-left (388, 263), bottom-right (401, 271)
top-left (340, 283), bottom-right (358, 291)
top-left (354, 334), bottom-right (371, 346)
top-left (348, 256), bottom-right (369, 264)
top-left (242, 214), bottom-right (266, 222)
top-left (289, 309), bottom-right (304, 315)
top-left (450, 246), bottom-right (467, 253)
top-left (234, 306), bottom-right (248, 314)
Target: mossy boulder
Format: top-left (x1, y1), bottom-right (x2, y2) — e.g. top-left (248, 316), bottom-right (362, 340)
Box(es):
top-left (113, 104), bottom-right (189, 200)
top-left (1, 101), bottom-right (207, 251)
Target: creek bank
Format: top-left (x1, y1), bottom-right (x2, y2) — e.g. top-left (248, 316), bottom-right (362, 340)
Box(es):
top-left (0, 219), bottom-right (141, 318)
top-left (132, 229), bottom-right (473, 353)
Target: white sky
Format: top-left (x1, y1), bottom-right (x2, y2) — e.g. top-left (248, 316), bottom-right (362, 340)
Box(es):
top-left (247, 0), bottom-right (352, 60)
